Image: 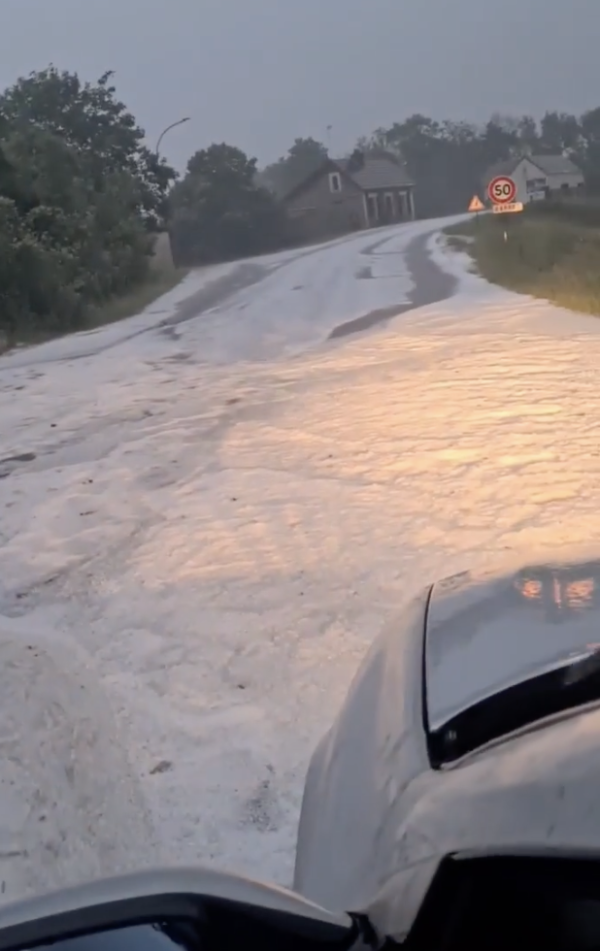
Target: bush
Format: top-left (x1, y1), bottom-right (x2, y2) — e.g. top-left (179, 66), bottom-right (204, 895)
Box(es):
top-left (0, 67), bottom-right (176, 346)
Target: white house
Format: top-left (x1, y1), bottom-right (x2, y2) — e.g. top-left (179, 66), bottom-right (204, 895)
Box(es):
top-left (484, 154), bottom-right (585, 204)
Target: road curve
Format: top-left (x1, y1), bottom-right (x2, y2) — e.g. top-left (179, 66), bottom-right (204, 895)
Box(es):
top-left (0, 215), bottom-right (469, 900)
top-left (0, 217), bottom-right (465, 371)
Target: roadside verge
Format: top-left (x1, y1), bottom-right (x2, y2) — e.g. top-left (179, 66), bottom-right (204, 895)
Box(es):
top-left (443, 203), bottom-right (600, 317)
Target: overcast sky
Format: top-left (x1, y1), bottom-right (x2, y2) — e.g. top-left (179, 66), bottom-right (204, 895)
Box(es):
top-left (1, 0), bottom-right (599, 171)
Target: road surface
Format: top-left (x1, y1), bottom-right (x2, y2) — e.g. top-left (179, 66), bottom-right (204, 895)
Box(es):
top-left (1, 218), bottom-right (600, 900)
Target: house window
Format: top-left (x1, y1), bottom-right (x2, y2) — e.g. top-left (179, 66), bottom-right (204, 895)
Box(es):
top-left (329, 172), bottom-right (342, 193)
top-left (526, 178), bottom-right (546, 194)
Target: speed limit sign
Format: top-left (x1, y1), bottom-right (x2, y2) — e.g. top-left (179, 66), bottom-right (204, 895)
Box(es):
top-left (488, 175), bottom-right (517, 205)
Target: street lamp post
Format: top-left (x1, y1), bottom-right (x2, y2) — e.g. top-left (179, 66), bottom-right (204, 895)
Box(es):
top-left (155, 116), bottom-right (191, 157)
top-left (153, 117), bottom-right (190, 252)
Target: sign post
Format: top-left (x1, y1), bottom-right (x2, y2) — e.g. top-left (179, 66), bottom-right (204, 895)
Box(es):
top-left (487, 175), bottom-right (522, 241)
top-left (468, 194), bottom-right (485, 229)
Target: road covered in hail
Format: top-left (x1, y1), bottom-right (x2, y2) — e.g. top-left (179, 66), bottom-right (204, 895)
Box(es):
top-left (1, 218), bottom-right (600, 901)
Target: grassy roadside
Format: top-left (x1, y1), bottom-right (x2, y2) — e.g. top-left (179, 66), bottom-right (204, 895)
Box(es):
top-left (444, 203), bottom-right (600, 316)
top-left (2, 264), bottom-right (188, 354)
top-left (84, 264), bottom-right (188, 330)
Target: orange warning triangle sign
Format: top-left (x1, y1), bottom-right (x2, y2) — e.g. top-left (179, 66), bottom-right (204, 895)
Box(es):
top-left (468, 195), bottom-right (485, 212)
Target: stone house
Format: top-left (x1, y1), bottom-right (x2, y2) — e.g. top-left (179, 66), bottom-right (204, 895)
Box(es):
top-left (283, 150), bottom-right (416, 242)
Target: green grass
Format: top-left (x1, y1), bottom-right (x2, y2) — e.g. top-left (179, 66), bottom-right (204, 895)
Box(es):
top-left (84, 265), bottom-right (188, 330)
top-left (444, 205), bottom-right (600, 316)
top-left (2, 264), bottom-right (188, 354)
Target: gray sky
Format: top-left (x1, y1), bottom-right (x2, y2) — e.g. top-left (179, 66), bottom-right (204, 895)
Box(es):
top-left (1, 0), bottom-right (599, 171)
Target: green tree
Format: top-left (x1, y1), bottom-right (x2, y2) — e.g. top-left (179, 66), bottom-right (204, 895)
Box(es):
top-left (259, 137), bottom-right (328, 196)
top-left (376, 115), bottom-right (483, 216)
top-left (516, 115), bottom-right (540, 153)
top-left (539, 112), bottom-right (581, 155)
top-left (578, 108), bottom-right (600, 192)
top-left (0, 66), bottom-right (175, 227)
top-left (355, 129), bottom-right (392, 156)
top-left (0, 66), bottom-right (168, 345)
top-left (170, 143), bottom-right (288, 264)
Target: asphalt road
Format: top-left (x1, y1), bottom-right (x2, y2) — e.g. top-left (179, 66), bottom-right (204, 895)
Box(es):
top-left (329, 229), bottom-right (457, 339)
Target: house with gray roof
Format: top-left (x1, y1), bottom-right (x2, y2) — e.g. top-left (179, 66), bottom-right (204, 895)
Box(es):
top-left (282, 150), bottom-right (415, 241)
top-left (483, 154), bottom-right (585, 203)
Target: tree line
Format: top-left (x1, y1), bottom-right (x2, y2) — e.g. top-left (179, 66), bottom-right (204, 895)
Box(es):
top-left (258, 110), bottom-right (600, 218)
top-left (2, 63), bottom-right (600, 344)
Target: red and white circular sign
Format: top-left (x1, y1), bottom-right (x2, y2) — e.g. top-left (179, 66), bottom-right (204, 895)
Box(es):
top-left (488, 175), bottom-right (517, 205)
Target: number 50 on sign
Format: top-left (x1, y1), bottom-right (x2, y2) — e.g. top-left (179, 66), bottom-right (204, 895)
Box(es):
top-left (487, 175), bottom-right (517, 205)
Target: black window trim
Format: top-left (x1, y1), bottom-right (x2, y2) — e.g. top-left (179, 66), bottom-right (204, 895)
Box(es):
top-left (423, 639), bottom-right (600, 768)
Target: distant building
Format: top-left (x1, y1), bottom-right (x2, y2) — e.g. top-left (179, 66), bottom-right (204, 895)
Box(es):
top-left (483, 154), bottom-right (585, 203)
top-left (282, 150), bottom-right (415, 242)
